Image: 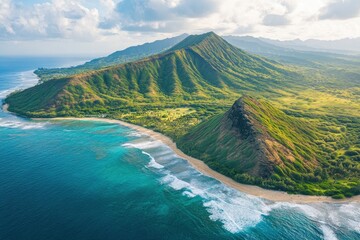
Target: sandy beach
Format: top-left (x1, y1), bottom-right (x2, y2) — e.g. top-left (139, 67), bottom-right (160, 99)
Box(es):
top-left (2, 102), bottom-right (358, 203)
top-left (46, 116), bottom-right (360, 204)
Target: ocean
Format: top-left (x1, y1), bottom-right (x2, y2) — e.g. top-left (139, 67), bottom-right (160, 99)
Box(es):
top-left (0, 56), bottom-right (359, 240)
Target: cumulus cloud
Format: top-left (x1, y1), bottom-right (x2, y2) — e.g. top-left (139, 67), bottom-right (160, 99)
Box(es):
top-left (1, 0), bottom-right (360, 44)
top-left (116, 0), bottom-right (219, 20)
top-left (263, 14), bottom-right (290, 26)
top-left (109, 0), bottom-right (305, 35)
top-left (320, 0), bottom-right (360, 20)
top-left (110, 0), bottom-right (276, 33)
top-left (0, 0), bottom-right (15, 34)
top-left (0, 0), bottom-right (102, 40)
top-left (109, 0), bottom-right (221, 32)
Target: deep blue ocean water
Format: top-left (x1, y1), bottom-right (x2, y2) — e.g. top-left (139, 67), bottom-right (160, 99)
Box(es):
top-left (0, 57), bottom-right (359, 240)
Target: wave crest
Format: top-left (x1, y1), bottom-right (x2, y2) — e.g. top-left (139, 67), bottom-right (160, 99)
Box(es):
top-left (0, 118), bottom-right (47, 130)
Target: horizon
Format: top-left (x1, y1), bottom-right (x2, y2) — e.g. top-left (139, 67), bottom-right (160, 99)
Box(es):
top-left (1, 0), bottom-right (360, 56)
top-left (2, 31), bottom-right (360, 58)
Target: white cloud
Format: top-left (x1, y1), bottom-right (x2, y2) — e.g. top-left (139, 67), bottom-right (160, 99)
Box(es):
top-left (111, 0), bottom-right (360, 40)
top-left (320, 0), bottom-right (360, 20)
top-left (1, 0), bottom-right (360, 56)
top-left (0, 0), bottom-right (15, 34)
top-left (100, 0), bottom-right (116, 11)
top-left (0, 0), bottom-right (103, 40)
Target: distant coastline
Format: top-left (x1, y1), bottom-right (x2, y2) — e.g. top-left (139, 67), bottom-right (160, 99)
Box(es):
top-left (45, 116), bottom-right (360, 204)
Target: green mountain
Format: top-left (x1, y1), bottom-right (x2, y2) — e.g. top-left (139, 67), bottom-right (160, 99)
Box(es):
top-left (6, 32), bottom-right (293, 117)
top-left (5, 32), bottom-right (359, 198)
top-left (178, 96), bottom-right (360, 197)
top-left (35, 33), bottom-right (360, 82)
top-left (35, 34), bottom-right (188, 81)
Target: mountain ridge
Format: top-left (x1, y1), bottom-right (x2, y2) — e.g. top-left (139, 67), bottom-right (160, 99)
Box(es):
top-left (5, 32), bottom-right (359, 198)
top-left (35, 34), bottom-right (189, 81)
top-left (167, 32), bottom-right (218, 51)
top-left (35, 33), bottom-right (360, 82)
top-left (6, 32), bottom-right (294, 117)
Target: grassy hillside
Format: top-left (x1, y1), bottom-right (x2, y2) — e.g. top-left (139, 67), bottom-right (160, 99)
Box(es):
top-left (6, 32), bottom-right (295, 117)
top-left (5, 32), bottom-right (359, 198)
top-left (35, 34), bottom-right (188, 81)
top-left (178, 96), bottom-right (360, 198)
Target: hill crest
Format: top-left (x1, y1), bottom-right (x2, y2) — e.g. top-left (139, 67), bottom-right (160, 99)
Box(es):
top-left (168, 32), bottom-right (220, 51)
top-left (6, 32), bottom-right (293, 117)
top-left (178, 96), bottom-right (321, 188)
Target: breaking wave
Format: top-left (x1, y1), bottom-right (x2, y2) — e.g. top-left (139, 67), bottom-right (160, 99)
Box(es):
top-left (142, 151), bottom-right (164, 169)
top-left (0, 118), bottom-right (47, 130)
top-left (122, 134), bottom-right (360, 236)
top-left (0, 70), bottom-right (39, 98)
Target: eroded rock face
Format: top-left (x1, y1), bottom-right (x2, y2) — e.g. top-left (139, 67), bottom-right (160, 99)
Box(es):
top-left (225, 97), bottom-right (274, 178)
top-left (179, 95), bottom-right (316, 183)
top-left (219, 96), bottom-right (299, 178)
top-left (227, 98), bottom-right (254, 140)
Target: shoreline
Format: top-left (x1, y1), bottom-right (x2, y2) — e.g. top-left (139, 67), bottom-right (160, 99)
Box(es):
top-left (47, 117), bottom-right (360, 204)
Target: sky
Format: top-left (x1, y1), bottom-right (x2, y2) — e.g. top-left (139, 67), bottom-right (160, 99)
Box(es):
top-left (0, 0), bottom-right (360, 56)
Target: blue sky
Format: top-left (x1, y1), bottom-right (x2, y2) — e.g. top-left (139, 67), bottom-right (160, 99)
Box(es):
top-left (1, 0), bottom-right (360, 56)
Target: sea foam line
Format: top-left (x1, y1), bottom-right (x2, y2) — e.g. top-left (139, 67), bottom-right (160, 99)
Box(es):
top-left (0, 70), bottom-right (39, 99)
top-left (122, 136), bottom-right (360, 235)
top-left (0, 118), bottom-right (47, 130)
top-left (142, 151), bottom-right (164, 169)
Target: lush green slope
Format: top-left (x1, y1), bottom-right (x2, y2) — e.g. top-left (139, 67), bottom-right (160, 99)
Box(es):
top-left (178, 96), bottom-right (360, 197)
top-left (6, 32), bottom-right (295, 117)
top-left (5, 32), bottom-right (359, 198)
top-left (35, 34), bottom-right (188, 81)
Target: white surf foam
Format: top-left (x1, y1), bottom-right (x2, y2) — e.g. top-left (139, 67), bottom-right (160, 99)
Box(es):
top-left (123, 137), bottom-right (286, 234)
top-left (142, 151), bottom-right (164, 169)
top-left (0, 70), bottom-right (39, 99)
top-left (321, 225), bottom-right (338, 240)
top-left (127, 131), bottom-right (147, 137)
top-left (0, 118), bottom-right (47, 130)
top-left (0, 89), bottom-right (14, 98)
top-left (122, 139), bottom-right (163, 150)
top-left (160, 172), bottom-right (271, 233)
top-left (121, 132), bottom-right (360, 236)
top-left (154, 151), bottom-right (178, 162)
top-left (157, 156), bottom-right (360, 235)
top-left (342, 204), bottom-right (360, 233)
top-left (182, 191), bottom-right (196, 198)
top-left (269, 200), bottom-right (360, 238)
top-left (271, 202), bottom-right (323, 219)
top-left (161, 174), bottom-right (191, 190)
top-left (18, 70), bottom-right (38, 83)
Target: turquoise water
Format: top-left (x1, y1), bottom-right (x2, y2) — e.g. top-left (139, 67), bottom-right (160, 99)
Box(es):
top-left (0, 57), bottom-right (359, 240)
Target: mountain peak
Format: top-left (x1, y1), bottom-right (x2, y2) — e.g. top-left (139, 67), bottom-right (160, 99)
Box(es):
top-left (6, 31), bottom-right (288, 117)
top-left (168, 31), bottom-right (223, 51)
top-left (178, 95), bottom-right (319, 179)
